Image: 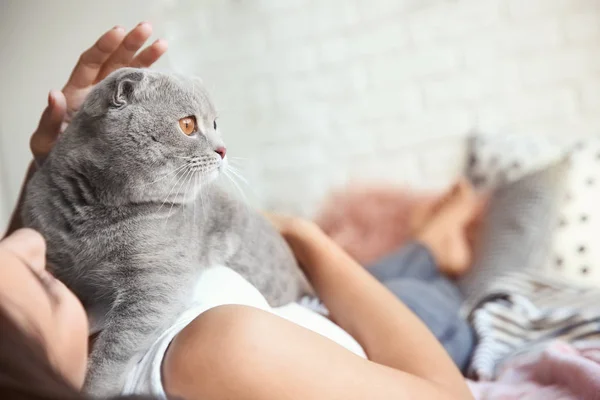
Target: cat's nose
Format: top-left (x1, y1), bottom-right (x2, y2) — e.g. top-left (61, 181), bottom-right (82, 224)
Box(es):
top-left (215, 146), bottom-right (227, 159)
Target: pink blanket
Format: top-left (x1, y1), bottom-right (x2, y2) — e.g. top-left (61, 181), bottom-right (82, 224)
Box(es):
top-left (468, 341), bottom-right (600, 400)
top-left (315, 184), bottom-right (439, 265)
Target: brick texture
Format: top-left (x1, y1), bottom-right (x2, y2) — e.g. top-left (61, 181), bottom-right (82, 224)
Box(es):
top-left (3, 0), bottom-right (599, 222)
top-left (157, 0), bottom-right (600, 216)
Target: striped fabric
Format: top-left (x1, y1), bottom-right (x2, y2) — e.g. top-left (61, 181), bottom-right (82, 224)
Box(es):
top-left (458, 161), bottom-right (569, 312)
top-left (466, 270), bottom-right (600, 381)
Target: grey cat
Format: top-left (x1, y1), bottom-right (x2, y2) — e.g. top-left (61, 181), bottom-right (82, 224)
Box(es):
top-left (22, 68), bottom-right (309, 395)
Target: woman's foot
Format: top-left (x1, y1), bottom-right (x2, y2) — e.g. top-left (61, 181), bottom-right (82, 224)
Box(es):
top-left (414, 179), bottom-right (480, 278)
top-left (409, 178), bottom-right (471, 236)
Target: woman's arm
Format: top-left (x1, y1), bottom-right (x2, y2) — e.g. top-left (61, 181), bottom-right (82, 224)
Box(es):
top-left (166, 303), bottom-right (473, 400)
top-left (276, 217), bottom-right (472, 399)
top-left (165, 215), bottom-right (473, 400)
top-left (165, 222), bottom-right (472, 400)
top-left (3, 24), bottom-right (167, 238)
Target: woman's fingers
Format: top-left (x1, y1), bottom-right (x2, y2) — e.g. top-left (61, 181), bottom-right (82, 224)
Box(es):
top-left (63, 26), bottom-right (126, 91)
top-left (96, 22), bottom-right (153, 81)
top-left (62, 22), bottom-right (164, 92)
top-left (131, 38), bottom-right (168, 68)
top-left (26, 23), bottom-right (167, 167)
top-left (51, 23), bottom-right (165, 127)
top-left (41, 90), bottom-right (67, 135)
top-left (30, 90), bottom-right (67, 163)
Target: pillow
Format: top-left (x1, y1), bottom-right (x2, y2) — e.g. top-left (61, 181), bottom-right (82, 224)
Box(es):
top-left (542, 138), bottom-right (600, 287)
top-left (315, 184), bottom-right (440, 266)
top-left (458, 161), bottom-right (568, 312)
top-left (466, 133), bottom-right (566, 190)
top-left (458, 133), bottom-right (570, 312)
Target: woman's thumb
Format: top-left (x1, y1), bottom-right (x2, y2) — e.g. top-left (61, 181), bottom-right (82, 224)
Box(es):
top-left (38, 90), bottom-right (67, 136)
top-left (31, 90), bottom-right (67, 163)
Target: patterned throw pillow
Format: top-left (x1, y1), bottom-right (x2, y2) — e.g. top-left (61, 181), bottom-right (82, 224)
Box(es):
top-left (466, 133), bottom-right (565, 190)
top-left (458, 133), bottom-right (570, 311)
top-left (543, 138), bottom-right (600, 287)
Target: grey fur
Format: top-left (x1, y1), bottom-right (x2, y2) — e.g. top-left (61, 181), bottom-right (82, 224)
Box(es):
top-left (22, 68), bottom-right (308, 395)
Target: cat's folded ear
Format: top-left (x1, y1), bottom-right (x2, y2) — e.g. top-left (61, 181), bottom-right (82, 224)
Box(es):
top-left (80, 68), bottom-right (147, 117)
top-left (110, 68), bottom-right (146, 109)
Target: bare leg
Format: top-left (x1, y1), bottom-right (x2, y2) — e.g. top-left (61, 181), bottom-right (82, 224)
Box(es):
top-left (369, 178), bottom-right (484, 280)
top-left (163, 305), bottom-right (471, 400)
top-left (409, 178), bottom-right (472, 236)
top-left (414, 178), bottom-right (483, 277)
top-left (365, 179), bottom-right (483, 370)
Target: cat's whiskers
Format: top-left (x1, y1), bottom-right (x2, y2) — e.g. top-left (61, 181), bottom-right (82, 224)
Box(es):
top-left (165, 167), bottom-right (194, 226)
top-left (226, 165), bottom-right (249, 186)
top-left (159, 157), bottom-right (222, 223)
top-left (228, 161), bottom-right (249, 171)
top-left (227, 159), bottom-right (248, 169)
top-left (135, 163), bottom-right (189, 188)
top-left (193, 168), bottom-right (198, 221)
top-left (204, 181), bottom-right (212, 218)
top-left (158, 165), bottom-right (190, 213)
top-left (225, 163), bottom-right (258, 200)
top-left (177, 167), bottom-right (193, 222)
top-left (224, 169), bottom-right (247, 203)
top-left (183, 166), bottom-right (196, 213)
top-left (226, 160), bottom-right (247, 171)
top-left (197, 172), bottom-right (208, 221)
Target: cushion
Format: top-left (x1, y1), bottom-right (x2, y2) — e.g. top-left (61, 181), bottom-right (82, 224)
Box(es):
top-left (458, 161), bottom-right (568, 312)
top-left (315, 185), bottom-right (440, 266)
top-left (458, 132), bottom-right (570, 312)
top-left (466, 133), bottom-right (565, 190)
top-left (542, 138), bottom-right (600, 287)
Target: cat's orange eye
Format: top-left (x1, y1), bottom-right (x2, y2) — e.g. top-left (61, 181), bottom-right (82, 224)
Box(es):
top-left (179, 116), bottom-right (197, 136)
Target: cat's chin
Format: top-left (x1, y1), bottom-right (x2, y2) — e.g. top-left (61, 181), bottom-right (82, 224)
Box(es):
top-left (206, 169), bottom-right (221, 184)
top-left (192, 169), bottom-right (220, 191)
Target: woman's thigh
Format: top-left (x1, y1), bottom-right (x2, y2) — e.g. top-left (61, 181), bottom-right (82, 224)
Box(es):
top-left (368, 241), bottom-right (440, 282)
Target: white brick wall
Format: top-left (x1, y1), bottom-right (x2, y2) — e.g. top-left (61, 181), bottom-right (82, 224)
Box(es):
top-left (2, 0), bottom-right (600, 222)
top-left (158, 0), bottom-right (600, 216)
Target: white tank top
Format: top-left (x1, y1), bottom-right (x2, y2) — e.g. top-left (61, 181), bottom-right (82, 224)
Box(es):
top-left (122, 266), bottom-right (365, 398)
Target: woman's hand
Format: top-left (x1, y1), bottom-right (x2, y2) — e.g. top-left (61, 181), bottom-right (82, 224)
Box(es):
top-left (5, 23), bottom-right (167, 238)
top-left (31, 22), bottom-right (168, 164)
top-left (262, 212), bottom-right (319, 240)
